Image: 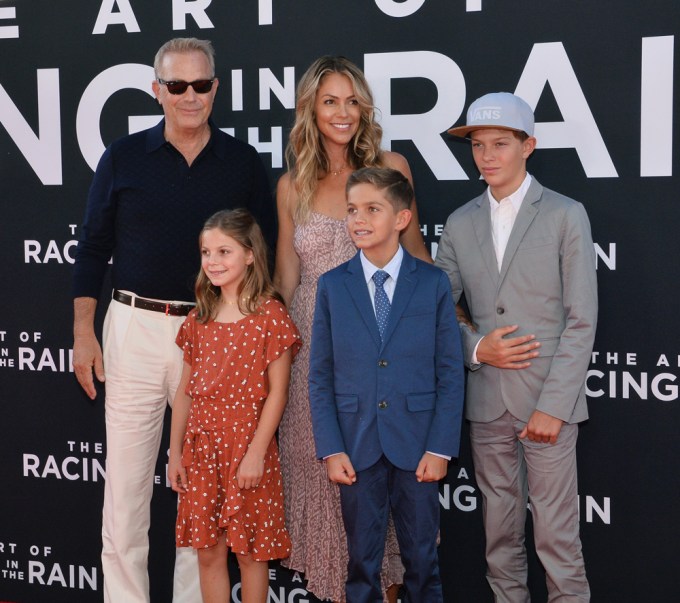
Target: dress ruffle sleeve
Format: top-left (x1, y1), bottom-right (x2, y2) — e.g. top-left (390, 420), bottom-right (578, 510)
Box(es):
top-left (175, 309), bottom-right (198, 365)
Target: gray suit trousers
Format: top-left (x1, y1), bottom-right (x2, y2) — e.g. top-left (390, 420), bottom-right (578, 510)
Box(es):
top-left (470, 411), bottom-right (590, 603)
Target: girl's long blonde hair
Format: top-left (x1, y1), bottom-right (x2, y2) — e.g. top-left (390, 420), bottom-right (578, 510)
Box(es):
top-left (285, 56), bottom-right (386, 222)
top-left (194, 209), bottom-right (281, 323)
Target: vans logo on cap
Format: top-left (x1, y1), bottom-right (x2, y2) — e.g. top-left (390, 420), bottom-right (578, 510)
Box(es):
top-left (471, 105), bottom-right (502, 121)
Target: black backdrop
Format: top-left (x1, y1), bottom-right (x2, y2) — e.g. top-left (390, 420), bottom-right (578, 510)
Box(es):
top-left (1, 1), bottom-right (678, 601)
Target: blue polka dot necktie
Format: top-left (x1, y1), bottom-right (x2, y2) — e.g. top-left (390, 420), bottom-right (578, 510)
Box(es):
top-left (372, 270), bottom-right (391, 340)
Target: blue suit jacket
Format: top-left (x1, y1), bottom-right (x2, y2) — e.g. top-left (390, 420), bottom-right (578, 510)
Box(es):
top-left (309, 249), bottom-right (465, 473)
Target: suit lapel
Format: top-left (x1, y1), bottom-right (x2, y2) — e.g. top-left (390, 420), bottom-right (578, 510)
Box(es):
top-left (498, 179), bottom-right (543, 287)
top-left (344, 253), bottom-right (382, 348)
top-left (471, 193), bottom-right (500, 283)
top-left (381, 251), bottom-right (418, 348)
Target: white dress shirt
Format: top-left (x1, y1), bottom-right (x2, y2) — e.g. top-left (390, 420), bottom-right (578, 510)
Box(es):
top-left (489, 173), bottom-right (532, 270)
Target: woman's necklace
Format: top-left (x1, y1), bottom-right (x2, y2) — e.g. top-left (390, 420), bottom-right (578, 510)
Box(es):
top-left (330, 164), bottom-right (348, 176)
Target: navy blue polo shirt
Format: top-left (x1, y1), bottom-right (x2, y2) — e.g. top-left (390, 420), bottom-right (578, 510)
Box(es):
top-left (72, 119), bottom-right (275, 302)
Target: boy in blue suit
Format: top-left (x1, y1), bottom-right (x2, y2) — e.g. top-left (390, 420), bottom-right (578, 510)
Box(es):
top-left (309, 167), bottom-right (465, 603)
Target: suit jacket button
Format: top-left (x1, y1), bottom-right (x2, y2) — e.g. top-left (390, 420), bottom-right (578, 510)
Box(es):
top-left (378, 359), bottom-right (388, 367)
top-left (378, 400), bottom-right (388, 409)
top-left (496, 307), bottom-right (505, 314)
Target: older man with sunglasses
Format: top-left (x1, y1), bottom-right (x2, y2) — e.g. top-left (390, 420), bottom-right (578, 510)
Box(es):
top-left (72, 38), bottom-right (275, 603)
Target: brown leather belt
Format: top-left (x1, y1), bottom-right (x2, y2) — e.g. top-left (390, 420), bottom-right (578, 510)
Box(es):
top-left (113, 290), bottom-right (193, 316)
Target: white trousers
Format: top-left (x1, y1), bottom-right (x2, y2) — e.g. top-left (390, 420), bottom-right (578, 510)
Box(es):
top-left (101, 294), bottom-right (201, 603)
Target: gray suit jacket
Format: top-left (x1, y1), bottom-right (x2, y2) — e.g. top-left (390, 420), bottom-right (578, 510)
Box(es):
top-left (435, 177), bottom-right (598, 424)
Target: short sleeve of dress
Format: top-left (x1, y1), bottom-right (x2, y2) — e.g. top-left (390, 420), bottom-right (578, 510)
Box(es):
top-left (263, 299), bottom-right (302, 366)
top-left (175, 309), bottom-right (198, 365)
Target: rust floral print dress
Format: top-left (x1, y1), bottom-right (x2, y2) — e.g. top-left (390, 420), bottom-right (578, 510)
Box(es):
top-left (175, 299), bottom-right (301, 561)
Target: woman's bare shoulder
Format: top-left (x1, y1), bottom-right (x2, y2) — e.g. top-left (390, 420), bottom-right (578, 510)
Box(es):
top-left (382, 151), bottom-right (413, 179)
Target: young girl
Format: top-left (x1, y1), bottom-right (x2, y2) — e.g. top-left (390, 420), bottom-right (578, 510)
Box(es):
top-left (168, 208), bottom-right (301, 603)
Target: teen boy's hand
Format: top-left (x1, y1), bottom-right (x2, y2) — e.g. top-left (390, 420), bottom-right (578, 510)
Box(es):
top-left (326, 453), bottom-right (357, 485)
top-left (519, 410), bottom-right (564, 445)
top-left (477, 324), bottom-right (541, 369)
top-left (416, 453), bottom-right (448, 482)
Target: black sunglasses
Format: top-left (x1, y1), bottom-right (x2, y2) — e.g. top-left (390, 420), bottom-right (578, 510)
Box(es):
top-left (157, 78), bottom-right (215, 95)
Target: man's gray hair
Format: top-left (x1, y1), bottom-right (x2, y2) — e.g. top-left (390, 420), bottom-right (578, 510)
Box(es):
top-left (153, 38), bottom-right (215, 78)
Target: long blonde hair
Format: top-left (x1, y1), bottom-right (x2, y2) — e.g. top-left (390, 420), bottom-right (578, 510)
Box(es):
top-left (194, 209), bottom-right (282, 323)
top-left (285, 56), bottom-right (385, 222)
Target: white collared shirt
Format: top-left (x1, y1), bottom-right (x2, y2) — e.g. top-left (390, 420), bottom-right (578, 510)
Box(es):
top-left (488, 173), bottom-right (532, 270)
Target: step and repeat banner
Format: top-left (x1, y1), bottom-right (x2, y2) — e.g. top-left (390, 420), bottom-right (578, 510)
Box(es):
top-left (1, 1), bottom-right (678, 601)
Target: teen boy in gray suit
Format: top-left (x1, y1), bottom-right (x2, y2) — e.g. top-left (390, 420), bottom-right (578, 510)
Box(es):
top-left (435, 92), bottom-right (597, 602)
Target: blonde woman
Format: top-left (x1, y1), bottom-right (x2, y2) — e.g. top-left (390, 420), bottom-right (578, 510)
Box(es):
top-left (275, 56), bottom-right (432, 603)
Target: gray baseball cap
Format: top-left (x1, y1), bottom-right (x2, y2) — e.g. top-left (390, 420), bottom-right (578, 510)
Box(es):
top-left (448, 92), bottom-right (535, 138)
